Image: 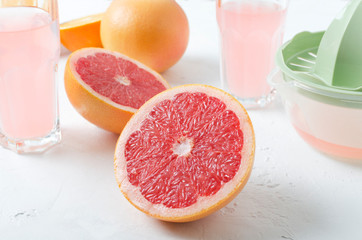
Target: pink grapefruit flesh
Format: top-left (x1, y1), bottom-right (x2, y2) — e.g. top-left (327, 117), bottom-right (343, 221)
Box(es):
top-left (75, 52), bottom-right (167, 108)
top-left (114, 84), bottom-right (255, 222)
top-left (64, 48), bottom-right (168, 133)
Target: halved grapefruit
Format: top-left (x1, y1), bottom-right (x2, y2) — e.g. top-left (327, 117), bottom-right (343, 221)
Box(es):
top-left (114, 84), bottom-right (255, 222)
top-left (64, 48), bottom-right (169, 133)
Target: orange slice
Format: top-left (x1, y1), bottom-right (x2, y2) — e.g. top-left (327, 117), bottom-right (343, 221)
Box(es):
top-left (114, 84), bottom-right (255, 222)
top-left (60, 13), bottom-right (103, 52)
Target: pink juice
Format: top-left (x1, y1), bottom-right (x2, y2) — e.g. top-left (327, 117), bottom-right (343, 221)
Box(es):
top-left (217, 2), bottom-right (287, 99)
top-left (294, 126), bottom-right (362, 160)
top-left (0, 7), bottom-right (59, 139)
top-left (286, 90), bottom-right (362, 160)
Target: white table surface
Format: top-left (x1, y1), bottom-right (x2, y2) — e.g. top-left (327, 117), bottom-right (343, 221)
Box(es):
top-left (1, 0), bottom-right (361, 239)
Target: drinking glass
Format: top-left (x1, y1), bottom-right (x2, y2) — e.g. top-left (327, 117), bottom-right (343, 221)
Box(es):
top-left (0, 0), bottom-right (61, 153)
top-left (216, 0), bottom-right (288, 108)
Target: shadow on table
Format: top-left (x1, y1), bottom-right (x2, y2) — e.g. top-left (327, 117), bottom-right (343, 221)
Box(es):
top-left (157, 182), bottom-right (322, 240)
top-left (60, 44), bottom-right (71, 57)
top-left (162, 55), bottom-right (220, 87)
top-left (313, 150), bottom-right (362, 169)
top-left (36, 125), bottom-right (119, 162)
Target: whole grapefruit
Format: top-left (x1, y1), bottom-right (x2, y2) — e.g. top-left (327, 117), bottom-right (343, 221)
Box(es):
top-left (100, 0), bottom-right (189, 73)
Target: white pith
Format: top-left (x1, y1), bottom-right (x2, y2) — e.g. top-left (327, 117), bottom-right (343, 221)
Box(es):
top-left (115, 75), bottom-right (131, 86)
top-left (114, 84), bottom-right (255, 219)
top-left (173, 137), bottom-right (193, 157)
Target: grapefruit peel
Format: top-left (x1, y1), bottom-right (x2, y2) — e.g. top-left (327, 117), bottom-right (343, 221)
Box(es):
top-left (60, 13), bottom-right (103, 52)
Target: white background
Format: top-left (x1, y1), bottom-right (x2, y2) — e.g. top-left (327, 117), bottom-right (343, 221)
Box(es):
top-left (1, 0), bottom-right (361, 239)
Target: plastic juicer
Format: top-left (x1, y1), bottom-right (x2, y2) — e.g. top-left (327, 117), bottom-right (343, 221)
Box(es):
top-left (270, 0), bottom-right (362, 159)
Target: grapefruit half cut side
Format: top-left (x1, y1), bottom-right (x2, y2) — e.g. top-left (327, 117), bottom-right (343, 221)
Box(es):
top-left (64, 48), bottom-right (169, 133)
top-left (114, 84), bottom-right (255, 222)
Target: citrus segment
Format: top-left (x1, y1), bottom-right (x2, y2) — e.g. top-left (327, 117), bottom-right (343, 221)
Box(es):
top-left (60, 13), bottom-right (103, 52)
top-left (64, 48), bottom-right (168, 133)
top-left (115, 85), bottom-right (255, 222)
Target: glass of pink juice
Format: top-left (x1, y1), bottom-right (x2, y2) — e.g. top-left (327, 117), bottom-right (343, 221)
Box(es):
top-left (216, 0), bottom-right (288, 108)
top-left (0, 0), bottom-right (61, 153)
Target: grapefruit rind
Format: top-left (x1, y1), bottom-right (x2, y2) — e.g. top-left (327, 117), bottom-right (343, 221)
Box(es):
top-left (60, 13), bottom-right (103, 52)
top-left (114, 84), bottom-right (255, 222)
top-left (100, 0), bottom-right (189, 73)
top-left (60, 13), bottom-right (103, 29)
top-left (64, 48), bottom-right (169, 133)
